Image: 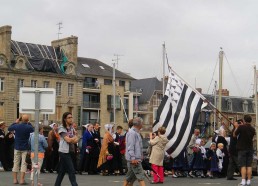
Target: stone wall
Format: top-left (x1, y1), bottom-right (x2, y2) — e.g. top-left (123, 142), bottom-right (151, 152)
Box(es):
top-left (0, 68), bottom-right (83, 126)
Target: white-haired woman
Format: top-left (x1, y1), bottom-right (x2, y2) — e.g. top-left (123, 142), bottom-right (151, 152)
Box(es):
top-left (97, 124), bottom-right (115, 175)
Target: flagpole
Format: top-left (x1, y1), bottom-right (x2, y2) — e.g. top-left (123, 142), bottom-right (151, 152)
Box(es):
top-left (254, 65), bottom-right (258, 157)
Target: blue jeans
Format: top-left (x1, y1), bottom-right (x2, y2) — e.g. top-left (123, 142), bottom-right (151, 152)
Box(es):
top-left (55, 152), bottom-right (78, 186)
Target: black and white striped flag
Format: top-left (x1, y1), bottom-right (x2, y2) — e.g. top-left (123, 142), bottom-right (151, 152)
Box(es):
top-left (153, 68), bottom-right (205, 158)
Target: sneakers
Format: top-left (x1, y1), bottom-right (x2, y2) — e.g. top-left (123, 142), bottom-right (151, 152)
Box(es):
top-left (238, 183), bottom-right (247, 186)
top-left (172, 174), bottom-right (178, 178)
top-left (201, 174), bottom-right (206, 178)
top-left (188, 172), bottom-right (194, 178)
top-left (0, 167), bottom-right (4, 171)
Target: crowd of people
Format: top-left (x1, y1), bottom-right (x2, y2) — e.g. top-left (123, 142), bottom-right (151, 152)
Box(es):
top-left (0, 114), bottom-right (256, 186)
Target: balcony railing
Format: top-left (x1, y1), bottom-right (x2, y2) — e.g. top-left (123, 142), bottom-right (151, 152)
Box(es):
top-left (83, 82), bottom-right (99, 89)
top-left (82, 119), bottom-right (100, 125)
top-left (83, 101), bottom-right (100, 108)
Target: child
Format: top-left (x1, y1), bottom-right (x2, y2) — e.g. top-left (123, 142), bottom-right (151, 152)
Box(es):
top-left (206, 142), bottom-right (219, 178)
top-left (172, 148), bottom-right (188, 177)
top-left (216, 143), bottom-right (224, 173)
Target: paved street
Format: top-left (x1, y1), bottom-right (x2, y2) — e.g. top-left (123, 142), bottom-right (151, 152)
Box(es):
top-left (0, 171), bottom-right (257, 186)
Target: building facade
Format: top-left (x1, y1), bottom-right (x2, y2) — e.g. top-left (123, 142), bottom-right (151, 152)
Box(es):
top-left (0, 25), bottom-right (83, 125)
top-left (0, 25), bottom-right (136, 136)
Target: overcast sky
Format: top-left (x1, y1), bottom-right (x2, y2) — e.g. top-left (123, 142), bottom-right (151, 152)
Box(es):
top-left (1, 0), bottom-right (258, 97)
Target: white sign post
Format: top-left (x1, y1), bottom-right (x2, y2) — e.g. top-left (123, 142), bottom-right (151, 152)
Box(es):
top-left (19, 88), bottom-right (55, 186)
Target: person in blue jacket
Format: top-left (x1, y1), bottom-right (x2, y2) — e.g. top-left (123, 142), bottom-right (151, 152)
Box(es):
top-left (8, 115), bottom-right (34, 185)
top-left (29, 125), bottom-right (48, 186)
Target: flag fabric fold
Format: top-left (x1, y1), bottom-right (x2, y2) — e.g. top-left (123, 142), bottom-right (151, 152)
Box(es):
top-left (153, 68), bottom-right (204, 158)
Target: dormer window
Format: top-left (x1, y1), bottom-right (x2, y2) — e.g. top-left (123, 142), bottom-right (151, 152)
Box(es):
top-left (243, 100), bottom-right (248, 113)
top-left (82, 64), bottom-right (90, 68)
top-left (226, 99), bottom-right (232, 111)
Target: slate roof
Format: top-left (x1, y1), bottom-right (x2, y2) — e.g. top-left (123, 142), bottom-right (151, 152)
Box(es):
top-left (202, 94), bottom-right (255, 113)
top-left (10, 40), bottom-right (63, 73)
top-left (131, 77), bottom-right (162, 104)
top-left (76, 57), bottom-right (135, 80)
top-left (9, 40), bottom-right (135, 79)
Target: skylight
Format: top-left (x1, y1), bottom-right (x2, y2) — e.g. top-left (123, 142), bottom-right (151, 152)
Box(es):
top-left (99, 66), bottom-right (105, 70)
top-left (82, 64), bottom-right (90, 68)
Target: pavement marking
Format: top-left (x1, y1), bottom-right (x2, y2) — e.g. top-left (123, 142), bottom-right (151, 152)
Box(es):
top-left (110, 180), bottom-right (123, 183)
top-left (198, 183), bottom-right (221, 185)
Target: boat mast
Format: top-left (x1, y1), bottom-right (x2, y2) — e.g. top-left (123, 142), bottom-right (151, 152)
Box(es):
top-left (214, 81), bottom-right (217, 131)
top-left (254, 65), bottom-right (258, 157)
top-left (162, 42), bottom-right (166, 96)
top-left (218, 48), bottom-right (224, 127)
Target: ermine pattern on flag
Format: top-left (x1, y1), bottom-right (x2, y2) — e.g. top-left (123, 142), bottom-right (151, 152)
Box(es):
top-left (153, 69), bottom-right (203, 158)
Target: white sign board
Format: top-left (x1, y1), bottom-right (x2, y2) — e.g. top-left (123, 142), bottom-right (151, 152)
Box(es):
top-left (19, 88), bottom-right (56, 114)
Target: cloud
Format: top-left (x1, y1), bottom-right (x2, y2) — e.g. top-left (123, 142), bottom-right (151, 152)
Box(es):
top-left (1, 0), bottom-right (258, 97)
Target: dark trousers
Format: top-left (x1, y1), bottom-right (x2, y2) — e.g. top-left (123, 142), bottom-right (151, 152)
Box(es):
top-left (54, 152), bottom-right (78, 186)
top-left (79, 152), bottom-right (89, 172)
top-left (88, 154), bottom-right (99, 174)
top-left (47, 150), bottom-right (59, 171)
top-left (70, 151), bottom-right (77, 171)
top-left (227, 155), bottom-right (238, 179)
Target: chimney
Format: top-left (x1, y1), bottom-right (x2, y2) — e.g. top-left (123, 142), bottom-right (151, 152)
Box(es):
top-left (216, 89), bottom-right (229, 96)
top-left (0, 25), bottom-right (12, 62)
top-left (51, 36), bottom-right (78, 65)
top-left (196, 88), bottom-right (202, 94)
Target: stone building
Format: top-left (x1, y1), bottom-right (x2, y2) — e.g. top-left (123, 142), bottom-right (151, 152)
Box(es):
top-left (199, 94), bottom-right (256, 137)
top-left (0, 25), bottom-right (83, 126)
top-left (131, 77), bottom-right (163, 137)
top-left (0, 25), bottom-right (136, 136)
top-left (77, 57), bottom-right (135, 136)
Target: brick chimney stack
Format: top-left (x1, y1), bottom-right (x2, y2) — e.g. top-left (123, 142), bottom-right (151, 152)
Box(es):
top-left (51, 36), bottom-right (78, 65)
top-left (196, 88), bottom-right (202, 94)
top-left (216, 89), bottom-right (229, 96)
top-left (0, 25), bottom-right (12, 62)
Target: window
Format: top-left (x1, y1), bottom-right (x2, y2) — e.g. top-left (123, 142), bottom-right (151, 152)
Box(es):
top-left (17, 79), bottom-right (24, 92)
top-left (243, 100), bottom-right (248, 113)
top-left (83, 93), bottom-right (100, 108)
top-left (119, 80), bottom-right (125, 87)
top-left (123, 97), bottom-right (129, 122)
top-left (68, 83), bottom-right (74, 97)
top-left (252, 100), bottom-right (256, 113)
top-left (110, 112), bottom-right (114, 122)
top-left (83, 77), bottom-right (97, 88)
top-left (107, 95), bottom-right (121, 110)
top-left (43, 81), bottom-right (50, 88)
top-left (16, 103), bottom-right (19, 119)
top-left (0, 78), bottom-right (4, 91)
top-left (31, 80), bottom-right (37, 88)
top-left (68, 107), bottom-right (73, 114)
top-left (227, 99), bottom-right (232, 111)
top-left (56, 82), bottom-right (62, 96)
top-left (0, 102), bottom-right (3, 119)
top-left (82, 64), bottom-right (90, 68)
top-left (153, 107), bottom-right (158, 122)
top-left (43, 114), bottom-right (49, 121)
top-left (104, 79), bottom-right (112, 85)
top-left (56, 106), bottom-right (62, 121)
